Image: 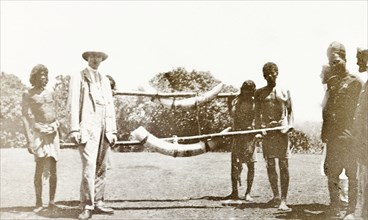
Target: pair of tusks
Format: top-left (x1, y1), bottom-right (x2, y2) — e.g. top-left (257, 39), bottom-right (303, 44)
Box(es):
top-left (131, 126), bottom-right (286, 157)
top-left (156, 83), bottom-right (224, 108)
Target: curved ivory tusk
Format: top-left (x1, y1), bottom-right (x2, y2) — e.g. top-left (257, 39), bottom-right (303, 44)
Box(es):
top-left (131, 126), bottom-right (209, 157)
top-left (158, 83), bottom-right (224, 108)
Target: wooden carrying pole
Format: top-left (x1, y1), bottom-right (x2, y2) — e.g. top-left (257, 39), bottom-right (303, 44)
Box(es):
top-left (145, 126), bottom-right (285, 142)
top-left (114, 90), bottom-right (239, 98)
top-left (60, 126), bottom-right (285, 148)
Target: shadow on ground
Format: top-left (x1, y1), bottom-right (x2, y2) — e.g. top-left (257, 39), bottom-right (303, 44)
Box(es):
top-left (0, 200), bottom-right (330, 219)
top-left (273, 203), bottom-right (329, 220)
top-left (0, 201), bottom-right (80, 219)
top-left (189, 195), bottom-right (260, 201)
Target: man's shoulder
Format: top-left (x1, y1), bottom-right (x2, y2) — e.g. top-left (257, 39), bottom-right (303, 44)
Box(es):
top-left (255, 86), bottom-right (268, 94)
top-left (254, 87), bottom-right (268, 100)
top-left (25, 87), bottom-right (39, 95)
top-left (80, 68), bottom-right (89, 75)
top-left (339, 73), bottom-right (363, 89)
top-left (70, 68), bottom-right (87, 80)
top-left (22, 88), bottom-right (32, 98)
top-left (343, 73), bottom-right (362, 83)
top-left (231, 97), bottom-right (239, 106)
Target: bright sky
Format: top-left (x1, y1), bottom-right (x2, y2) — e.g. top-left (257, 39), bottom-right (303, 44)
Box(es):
top-left (1, 1), bottom-right (367, 123)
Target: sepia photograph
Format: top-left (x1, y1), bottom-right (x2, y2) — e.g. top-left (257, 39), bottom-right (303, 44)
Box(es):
top-left (1, 1), bottom-right (367, 219)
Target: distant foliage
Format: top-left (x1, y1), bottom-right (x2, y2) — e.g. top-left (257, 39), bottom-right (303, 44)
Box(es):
top-left (0, 72), bottom-right (27, 147)
top-left (115, 67), bottom-right (237, 152)
top-left (53, 75), bottom-right (71, 142)
top-left (291, 122), bottom-right (324, 154)
top-left (289, 129), bottom-right (323, 154)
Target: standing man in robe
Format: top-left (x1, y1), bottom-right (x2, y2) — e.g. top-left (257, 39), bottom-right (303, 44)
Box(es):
top-left (68, 51), bottom-right (117, 220)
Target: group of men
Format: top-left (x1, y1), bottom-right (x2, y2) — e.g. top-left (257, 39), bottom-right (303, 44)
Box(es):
top-left (21, 42), bottom-right (367, 220)
top-left (226, 61), bottom-right (294, 212)
top-left (221, 41), bottom-right (367, 220)
top-left (320, 42), bottom-right (367, 219)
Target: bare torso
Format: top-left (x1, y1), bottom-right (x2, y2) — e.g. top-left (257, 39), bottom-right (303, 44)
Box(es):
top-left (232, 97), bottom-right (255, 130)
top-left (255, 86), bottom-right (289, 127)
top-left (23, 88), bottom-right (56, 123)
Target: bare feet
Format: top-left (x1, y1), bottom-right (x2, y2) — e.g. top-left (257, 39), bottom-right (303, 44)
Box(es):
top-left (278, 200), bottom-right (292, 212)
top-left (266, 197), bottom-right (281, 208)
top-left (48, 203), bottom-right (58, 212)
top-left (343, 213), bottom-right (355, 220)
top-left (326, 206), bottom-right (341, 219)
top-left (33, 206), bottom-right (44, 213)
top-left (224, 192), bottom-right (239, 200)
top-left (244, 193), bottom-right (253, 202)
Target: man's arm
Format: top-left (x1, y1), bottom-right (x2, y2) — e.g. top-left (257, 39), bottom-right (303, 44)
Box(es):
top-left (346, 79), bottom-right (363, 123)
top-left (51, 92), bottom-right (62, 140)
top-left (21, 92), bottom-right (35, 154)
top-left (67, 72), bottom-right (82, 133)
top-left (340, 78), bottom-right (363, 137)
top-left (103, 75), bottom-right (117, 145)
top-left (229, 97), bottom-right (238, 118)
top-left (254, 90), bottom-right (262, 129)
top-left (286, 89), bottom-right (294, 131)
top-left (67, 72), bottom-right (83, 144)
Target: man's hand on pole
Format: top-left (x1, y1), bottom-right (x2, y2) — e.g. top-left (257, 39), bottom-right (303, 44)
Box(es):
top-left (70, 131), bottom-right (81, 144)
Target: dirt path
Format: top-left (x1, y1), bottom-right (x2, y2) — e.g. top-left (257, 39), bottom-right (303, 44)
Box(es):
top-left (1, 149), bottom-right (332, 219)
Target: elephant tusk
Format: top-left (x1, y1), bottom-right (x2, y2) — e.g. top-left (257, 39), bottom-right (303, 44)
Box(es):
top-left (158, 83), bottom-right (224, 108)
top-left (131, 126), bottom-right (208, 157)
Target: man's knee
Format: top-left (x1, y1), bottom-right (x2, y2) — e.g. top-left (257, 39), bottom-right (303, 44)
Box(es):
top-left (324, 160), bottom-right (343, 178)
top-left (345, 165), bottom-right (358, 180)
top-left (47, 158), bottom-right (57, 173)
top-left (247, 162), bottom-right (255, 170)
top-left (267, 158), bottom-right (276, 166)
top-left (279, 159), bottom-right (289, 172)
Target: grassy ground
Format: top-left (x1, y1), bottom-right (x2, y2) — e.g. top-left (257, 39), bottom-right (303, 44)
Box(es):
top-left (0, 148), bottom-right (339, 219)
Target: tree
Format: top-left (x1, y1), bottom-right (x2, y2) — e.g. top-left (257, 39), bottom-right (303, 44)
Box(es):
top-left (0, 72), bottom-right (27, 147)
top-left (115, 67), bottom-right (237, 151)
top-left (148, 67), bottom-right (236, 139)
top-left (53, 74), bottom-right (71, 142)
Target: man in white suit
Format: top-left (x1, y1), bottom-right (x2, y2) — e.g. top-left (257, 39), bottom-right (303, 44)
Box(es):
top-left (68, 51), bottom-right (117, 220)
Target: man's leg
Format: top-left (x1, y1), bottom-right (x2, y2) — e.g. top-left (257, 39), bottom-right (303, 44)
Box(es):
top-left (324, 142), bottom-right (343, 217)
top-left (359, 163), bottom-right (368, 219)
top-left (226, 151), bottom-right (240, 199)
top-left (79, 140), bottom-right (99, 210)
top-left (328, 176), bottom-right (341, 211)
top-left (326, 162), bottom-right (342, 217)
top-left (363, 172), bottom-right (368, 219)
top-left (94, 136), bottom-right (113, 214)
top-left (48, 157), bottom-right (57, 207)
top-left (344, 161), bottom-right (358, 218)
top-left (78, 140), bottom-right (100, 220)
top-left (279, 158), bottom-right (291, 211)
top-left (245, 162), bottom-right (255, 201)
top-left (266, 158), bottom-right (280, 206)
top-left (34, 158), bottom-right (44, 212)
